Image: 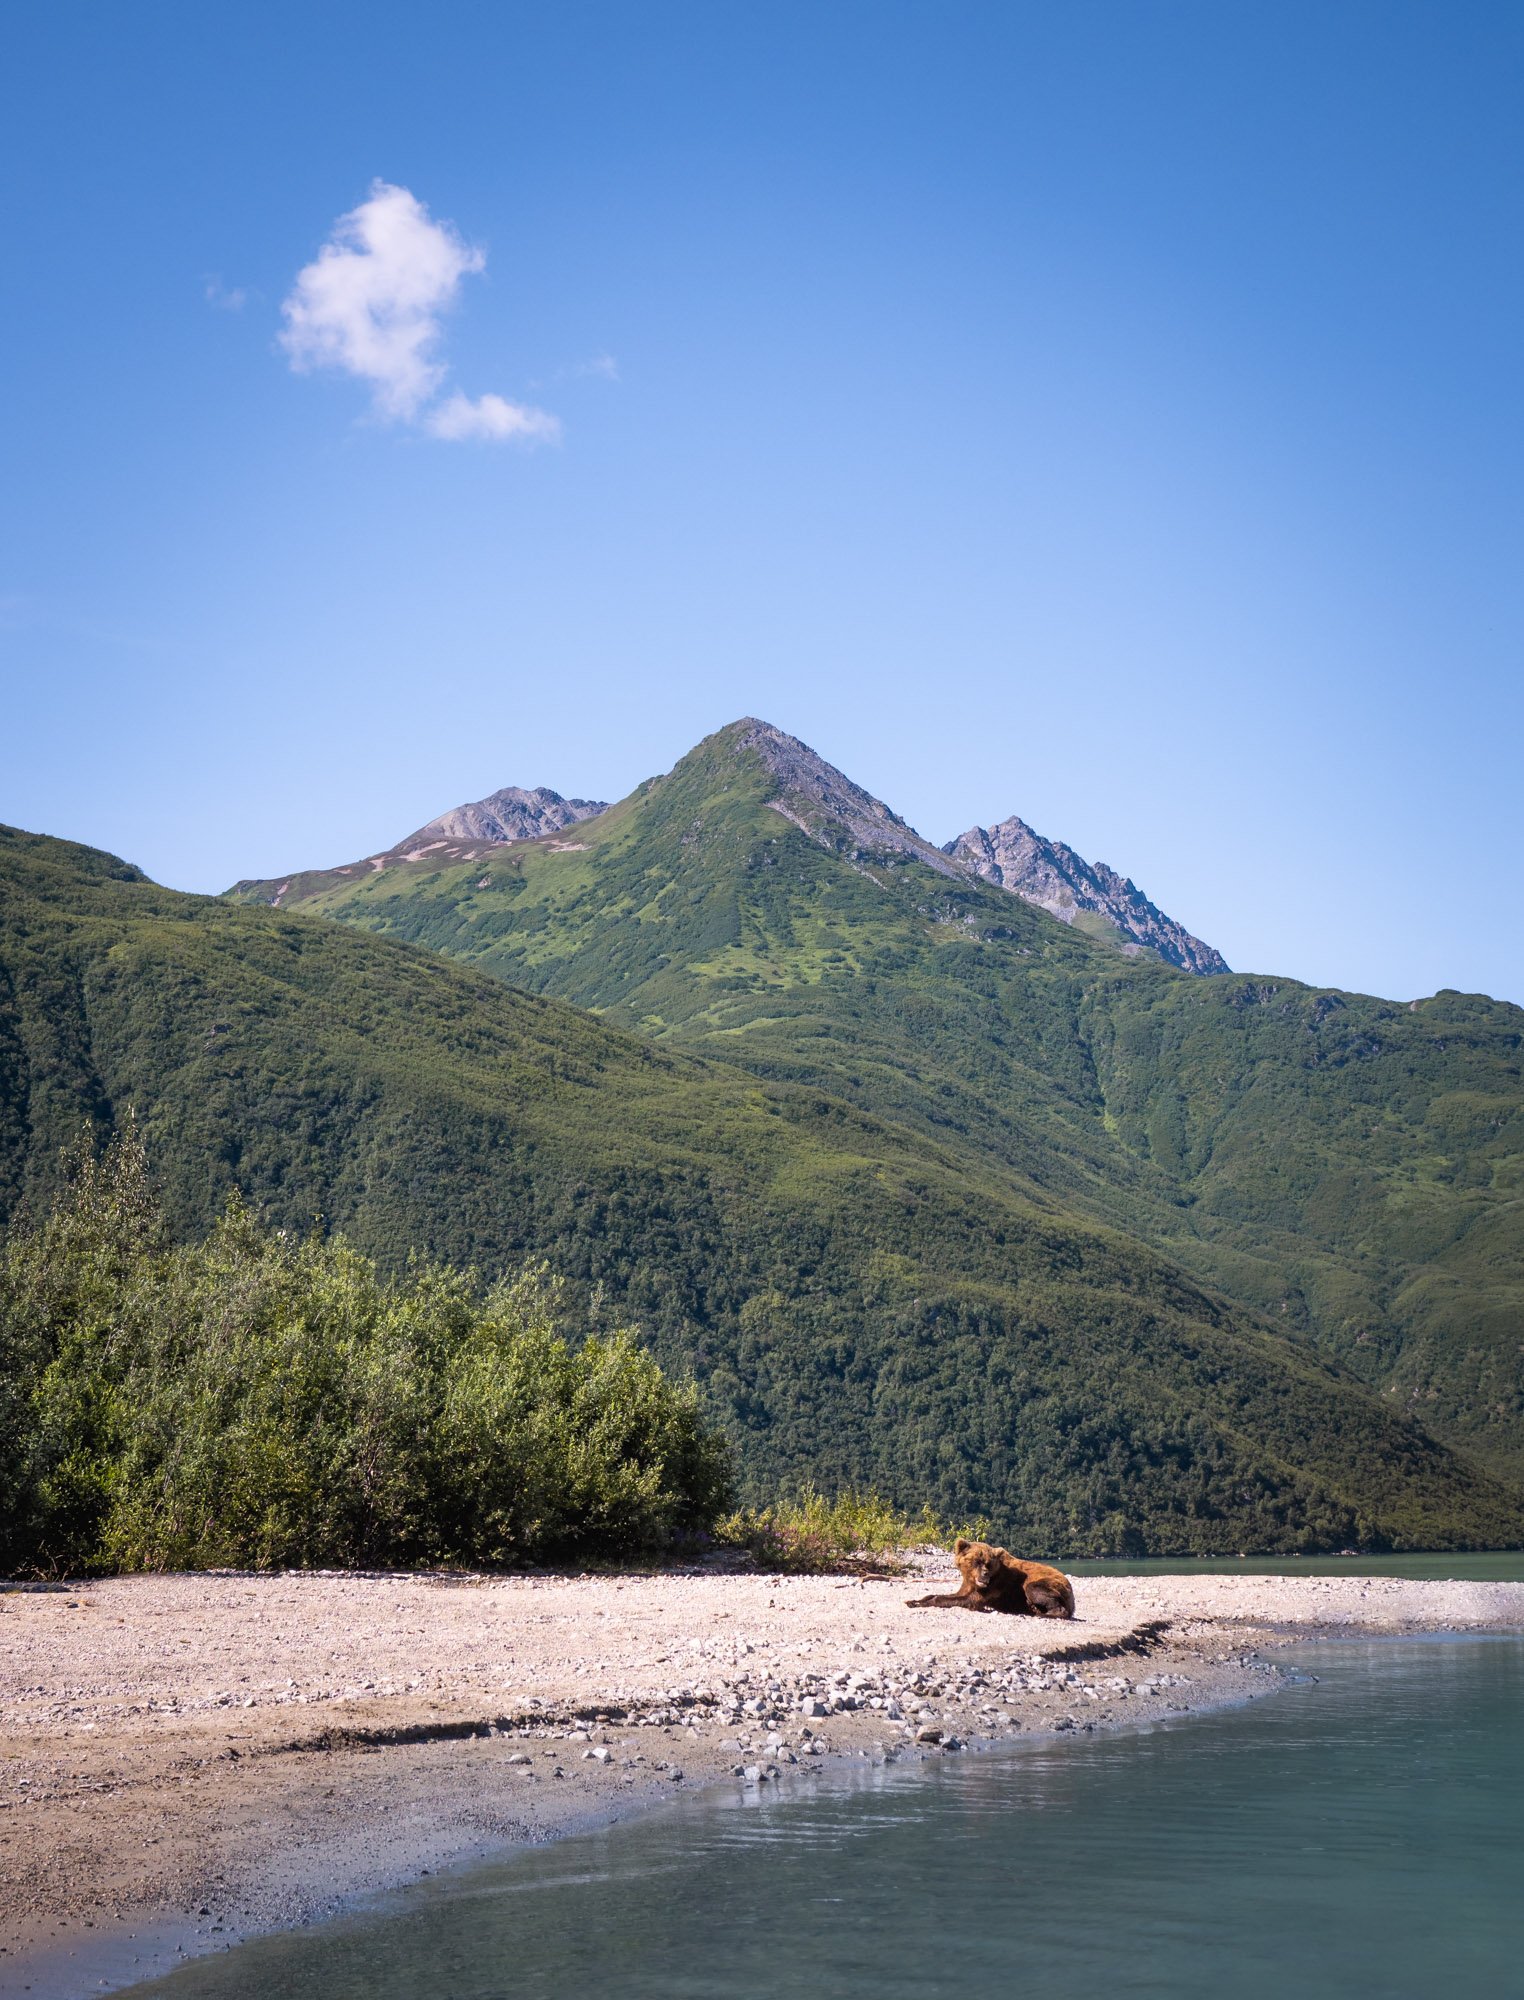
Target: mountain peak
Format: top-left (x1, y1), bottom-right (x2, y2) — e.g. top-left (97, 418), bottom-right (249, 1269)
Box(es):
top-left (946, 813), bottom-right (1228, 975)
top-left (401, 784), bottom-right (607, 853)
top-left (710, 718), bottom-right (964, 877)
top-left (227, 718), bottom-right (1224, 973)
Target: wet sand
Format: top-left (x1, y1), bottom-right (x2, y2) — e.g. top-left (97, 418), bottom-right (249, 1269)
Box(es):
top-left (3, 1562), bottom-right (1520, 1998)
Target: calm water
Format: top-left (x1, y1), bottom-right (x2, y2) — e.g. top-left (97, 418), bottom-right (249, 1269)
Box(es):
top-left (131, 1635), bottom-right (1524, 2000)
top-left (1066, 1551), bottom-right (1524, 1581)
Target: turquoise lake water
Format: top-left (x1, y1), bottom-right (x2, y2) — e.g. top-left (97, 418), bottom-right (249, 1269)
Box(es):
top-left (130, 1632), bottom-right (1524, 2000)
top-left (1065, 1551), bottom-right (1524, 1581)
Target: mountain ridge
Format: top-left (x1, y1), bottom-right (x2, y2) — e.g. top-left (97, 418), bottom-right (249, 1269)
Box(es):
top-left (222, 719), bottom-right (1524, 1487)
top-left (230, 717), bottom-right (1221, 972)
top-left (13, 817), bottom-right (1520, 1550)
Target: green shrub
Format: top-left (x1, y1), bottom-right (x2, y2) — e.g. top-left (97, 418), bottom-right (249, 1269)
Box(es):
top-left (0, 1128), bottom-right (731, 1575)
top-left (433, 1267), bottom-right (730, 1562)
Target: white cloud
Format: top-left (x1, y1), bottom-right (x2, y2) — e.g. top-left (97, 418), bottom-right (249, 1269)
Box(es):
top-left (425, 392), bottom-right (561, 443)
top-left (279, 181), bottom-right (557, 443)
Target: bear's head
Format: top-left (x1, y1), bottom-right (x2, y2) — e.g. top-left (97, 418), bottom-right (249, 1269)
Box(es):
top-left (954, 1536), bottom-right (1004, 1592)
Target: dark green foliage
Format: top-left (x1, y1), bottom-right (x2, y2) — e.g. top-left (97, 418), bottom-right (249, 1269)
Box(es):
top-left (4, 820), bottom-right (1523, 1553)
top-left (0, 1128), bottom-right (730, 1575)
top-left (236, 724), bottom-right (1524, 1485)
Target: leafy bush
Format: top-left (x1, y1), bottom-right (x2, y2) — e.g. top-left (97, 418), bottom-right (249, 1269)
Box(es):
top-left (0, 1128), bottom-right (731, 1576)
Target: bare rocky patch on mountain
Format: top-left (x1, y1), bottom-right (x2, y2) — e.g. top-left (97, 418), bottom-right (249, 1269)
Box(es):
top-left (401, 785), bottom-right (608, 852)
top-left (946, 814), bottom-right (1229, 974)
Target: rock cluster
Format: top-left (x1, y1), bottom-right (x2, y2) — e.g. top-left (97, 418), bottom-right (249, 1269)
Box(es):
top-left (945, 816), bottom-right (1229, 975)
top-left (462, 1649), bottom-right (1201, 1789)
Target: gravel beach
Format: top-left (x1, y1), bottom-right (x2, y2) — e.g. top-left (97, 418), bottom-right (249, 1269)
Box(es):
top-left (4, 1561), bottom-right (1521, 1998)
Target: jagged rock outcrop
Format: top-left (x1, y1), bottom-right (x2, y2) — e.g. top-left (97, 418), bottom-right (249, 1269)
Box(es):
top-left (945, 815), bottom-right (1228, 975)
top-left (402, 785), bottom-right (606, 853)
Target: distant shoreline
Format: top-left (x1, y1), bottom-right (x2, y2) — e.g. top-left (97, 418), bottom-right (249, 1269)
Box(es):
top-left (4, 1565), bottom-right (1522, 1999)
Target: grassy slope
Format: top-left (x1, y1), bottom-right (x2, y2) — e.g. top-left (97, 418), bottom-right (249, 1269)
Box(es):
top-left (233, 724), bottom-right (1524, 1483)
top-left (8, 820), bottom-right (1522, 1552)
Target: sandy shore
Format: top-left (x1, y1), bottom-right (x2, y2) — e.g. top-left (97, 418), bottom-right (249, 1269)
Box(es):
top-left (3, 1561), bottom-right (1521, 1997)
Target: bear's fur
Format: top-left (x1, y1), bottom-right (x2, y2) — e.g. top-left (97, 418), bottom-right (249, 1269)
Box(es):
top-left (907, 1537), bottom-right (1075, 1619)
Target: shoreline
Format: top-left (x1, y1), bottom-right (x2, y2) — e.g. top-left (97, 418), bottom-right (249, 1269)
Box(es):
top-left (4, 1565), bottom-right (1521, 1999)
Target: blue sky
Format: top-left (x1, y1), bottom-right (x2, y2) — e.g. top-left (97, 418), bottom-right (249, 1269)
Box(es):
top-left (3, 1), bottom-right (1520, 1002)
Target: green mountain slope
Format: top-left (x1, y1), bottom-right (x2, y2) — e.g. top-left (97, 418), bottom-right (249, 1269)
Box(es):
top-left (8, 820), bottom-right (1522, 1552)
top-left (229, 720), bottom-right (1524, 1483)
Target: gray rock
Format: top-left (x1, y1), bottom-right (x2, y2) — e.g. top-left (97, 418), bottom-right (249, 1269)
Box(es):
top-left (403, 786), bottom-right (608, 850)
top-left (944, 816), bottom-right (1228, 974)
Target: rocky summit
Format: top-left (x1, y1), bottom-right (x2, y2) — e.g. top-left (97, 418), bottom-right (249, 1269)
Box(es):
top-left (400, 785), bottom-right (608, 853)
top-left (734, 718), bottom-right (963, 879)
top-left (945, 815), bottom-right (1229, 975)
top-left (228, 785), bottom-right (609, 909)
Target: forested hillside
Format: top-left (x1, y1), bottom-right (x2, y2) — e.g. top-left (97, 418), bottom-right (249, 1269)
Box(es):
top-left (7, 820), bottom-right (1521, 1552)
top-left (228, 720), bottom-right (1524, 1483)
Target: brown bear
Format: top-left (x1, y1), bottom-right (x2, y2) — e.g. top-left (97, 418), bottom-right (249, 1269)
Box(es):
top-left (907, 1537), bottom-right (1075, 1619)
